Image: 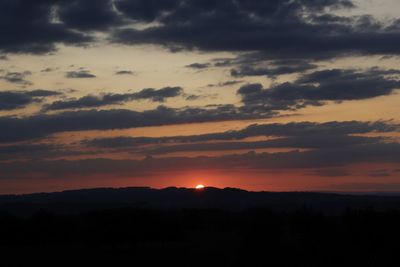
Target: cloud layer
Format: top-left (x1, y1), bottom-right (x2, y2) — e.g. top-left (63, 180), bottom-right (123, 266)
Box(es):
top-left (0, 90), bottom-right (61, 110)
top-left (43, 87), bottom-right (184, 110)
top-left (0, 0), bottom-right (399, 193)
top-left (0, 0), bottom-right (398, 61)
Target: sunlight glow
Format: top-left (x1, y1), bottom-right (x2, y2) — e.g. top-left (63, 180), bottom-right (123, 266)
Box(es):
top-left (195, 184), bottom-right (205, 190)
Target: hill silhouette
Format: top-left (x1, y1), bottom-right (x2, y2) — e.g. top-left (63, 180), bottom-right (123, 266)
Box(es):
top-left (2, 187), bottom-right (400, 266)
top-left (1, 186), bottom-right (400, 215)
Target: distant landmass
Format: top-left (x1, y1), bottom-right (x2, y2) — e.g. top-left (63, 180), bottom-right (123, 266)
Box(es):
top-left (2, 187), bottom-right (400, 266)
top-left (2, 187), bottom-right (400, 215)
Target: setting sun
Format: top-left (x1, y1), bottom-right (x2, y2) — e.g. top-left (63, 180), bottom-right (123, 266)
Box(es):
top-left (195, 184), bottom-right (205, 190)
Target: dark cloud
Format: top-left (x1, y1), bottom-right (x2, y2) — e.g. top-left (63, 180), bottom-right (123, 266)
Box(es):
top-left (57, 0), bottom-right (122, 31)
top-left (83, 120), bottom-right (398, 149)
top-left (207, 80), bottom-right (244, 88)
top-left (184, 93), bottom-right (218, 101)
top-left (0, 104), bottom-right (270, 143)
top-left (0, 143), bottom-right (94, 162)
top-left (40, 67), bottom-right (56, 72)
top-left (187, 93), bottom-right (218, 101)
top-left (0, 91), bottom-right (34, 110)
top-left (212, 55), bottom-right (320, 78)
top-left (44, 86), bottom-right (184, 110)
top-left (0, 143), bottom-right (57, 162)
top-left (1, 0), bottom-right (399, 61)
top-left (238, 83), bottom-right (323, 113)
top-left (115, 70), bottom-right (135, 75)
top-left (131, 86), bottom-right (183, 102)
top-left (26, 89), bottom-right (62, 97)
top-left (0, 71), bottom-right (32, 86)
top-left (185, 63), bottom-right (211, 69)
top-left (1, 142), bottom-right (399, 179)
top-left (212, 58), bottom-right (236, 67)
top-left (0, 143), bottom-right (57, 155)
top-left (0, 0), bottom-right (91, 54)
top-left (65, 70), bottom-right (96, 78)
top-left (1, 0), bottom-right (400, 60)
top-left (45, 95), bottom-right (115, 110)
top-left (0, 90), bottom-right (61, 110)
top-left (237, 68), bottom-right (400, 111)
top-left (388, 19), bottom-right (400, 31)
top-left (368, 169), bottom-right (392, 177)
top-left (312, 168), bottom-right (351, 177)
top-left (185, 94), bottom-right (201, 101)
top-left (141, 135), bottom-right (383, 155)
top-left (111, 0), bottom-right (400, 60)
top-left (84, 136), bottom-right (156, 148)
top-left (231, 60), bottom-right (318, 78)
top-left (114, 0), bottom-right (179, 23)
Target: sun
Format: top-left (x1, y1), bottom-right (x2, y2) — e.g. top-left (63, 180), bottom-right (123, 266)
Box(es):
top-left (195, 184), bottom-right (205, 190)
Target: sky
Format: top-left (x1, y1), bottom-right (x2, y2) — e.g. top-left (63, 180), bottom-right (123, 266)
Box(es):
top-left (0, 0), bottom-right (399, 194)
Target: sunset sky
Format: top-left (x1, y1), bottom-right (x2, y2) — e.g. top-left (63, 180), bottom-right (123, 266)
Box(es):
top-left (0, 0), bottom-right (399, 194)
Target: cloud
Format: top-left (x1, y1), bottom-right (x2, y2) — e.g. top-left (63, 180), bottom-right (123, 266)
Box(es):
top-left (26, 89), bottom-right (62, 97)
top-left (0, 0), bottom-right (399, 61)
top-left (131, 87), bottom-right (183, 102)
top-left (0, 71), bottom-right (32, 86)
top-left (230, 60), bottom-right (318, 78)
top-left (0, 142), bottom-right (399, 179)
top-left (115, 70), bottom-right (135, 75)
top-left (0, 104), bottom-right (271, 143)
top-left (82, 120), bottom-right (398, 148)
top-left (0, 118), bottom-right (398, 176)
top-left (40, 67), bottom-right (56, 73)
top-left (44, 95), bottom-right (116, 110)
top-left (65, 70), bottom-right (96, 78)
top-left (1, 0), bottom-right (399, 61)
top-left (0, 90), bottom-right (61, 111)
top-left (207, 80), bottom-right (244, 88)
top-left (111, 0), bottom-right (400, 60)
top-left (0, 143), bottom-right (57, 155)
top-left (44, 86), bottom-right (184, 110)
top-left (0, 0), bottom-right (91, 54)
top-left (368, 169), bottom-right (391, 177)
top-left (84, 136), bottom-right (156, 148)
top-left (0, 92), bottom-right (34, 110)
top-left (0, 143), bottom-right (93, 162)
top-left (141, 135), bottom-right (383, 155)
top-left (185, 63), bottom-right (211, 69)
top-left (114, 0), bottom-right (179, 23)
top-left (57, 0), bottom-right (123, 31)
top-left (237, 68), bottom-right (400, 111)
top-left (185, 94), bottom-right (201, 101)
top-left (311, 168), bottom-right (351, 177)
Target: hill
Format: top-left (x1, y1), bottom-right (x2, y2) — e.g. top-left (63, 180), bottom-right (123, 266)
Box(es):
top-left (1, 186), bottom-right (400, 215)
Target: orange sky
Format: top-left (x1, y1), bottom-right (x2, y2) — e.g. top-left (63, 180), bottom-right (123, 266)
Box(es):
top-left (0, 0), bottom-right (399, 194)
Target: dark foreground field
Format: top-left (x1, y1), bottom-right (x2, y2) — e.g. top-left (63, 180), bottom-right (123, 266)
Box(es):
top-left (1, 187), bottom-right (400, 266)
